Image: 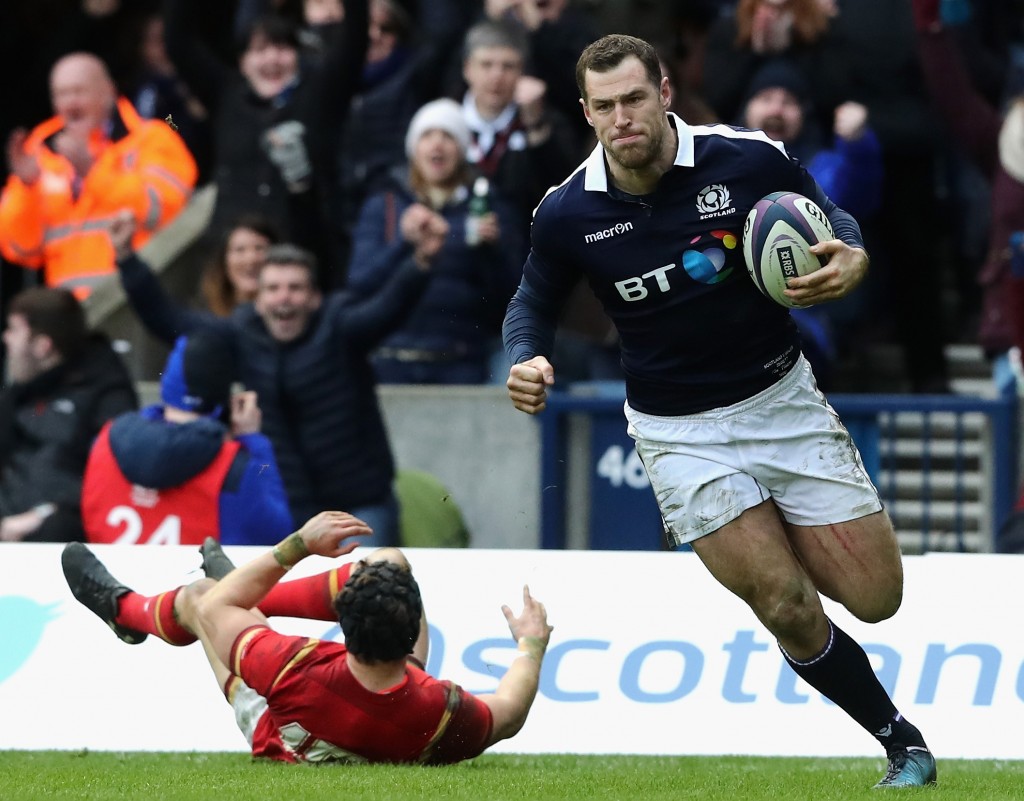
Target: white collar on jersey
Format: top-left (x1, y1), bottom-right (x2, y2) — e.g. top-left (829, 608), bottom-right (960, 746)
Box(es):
top-left (583, 112), bottom-right (694, 193)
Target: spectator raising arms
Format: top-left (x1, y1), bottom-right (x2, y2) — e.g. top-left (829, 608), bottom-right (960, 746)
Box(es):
top-left (0, 288), bottom-right (137, 543)
top-left (162, 0), bottom-right (368, 274)
top-left (459, 19), bottom-right (579, 236)
top-left (81, 330), bottom-right (293, 546)
top-left (112, 212), bottom-right (444, 546)
top-left (481, 0), bottom-right (601, 151)
top-left (0, 53), bottom-right (197, 298)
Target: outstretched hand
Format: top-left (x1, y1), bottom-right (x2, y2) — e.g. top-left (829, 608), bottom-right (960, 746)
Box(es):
top-left (502, 584), bottom-right (553, 646)
top-left (295, 511), bottom-right (372, 558)
top-left (782, 241), bottom-right (868, 307)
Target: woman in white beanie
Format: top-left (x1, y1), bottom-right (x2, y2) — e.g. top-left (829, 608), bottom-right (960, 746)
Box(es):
top-left (345, 97), bottom-right (527, 384)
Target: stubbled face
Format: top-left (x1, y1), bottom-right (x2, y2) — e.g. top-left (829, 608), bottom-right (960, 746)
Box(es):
top-left (744, 87), bottom-right (803, 144)
top-left (225, 227), bottom-right (271, 303)
top-left (463, 45), bottom-right (522, 118)
top-left (255, 263), bottom-right (321, 342)
top-left (49, 55), bottom-right (115, 135)
top-left (582, 56), bottom-right (671, 172)
top-left (240, 32), bottom-right (299, 99)
top-left (367, 0), bottom-right (399, 65)
top-left (304, 0), bottom-right (344, 25)
top-left (412, 129), bottom-right (462, 187)
top-left (2, 314), bottom-right (45, 384)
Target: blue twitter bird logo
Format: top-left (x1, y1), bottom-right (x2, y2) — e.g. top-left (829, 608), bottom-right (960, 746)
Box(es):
top-left (0, 596), bottom-right (61, 684)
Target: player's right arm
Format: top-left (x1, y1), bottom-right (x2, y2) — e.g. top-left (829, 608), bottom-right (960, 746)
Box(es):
top-left (477, 585), bottom-right (553, 746)
top-left (501, 192), bottom-right (580, 415)
top-left (197, 511), bottom-right (370, 666)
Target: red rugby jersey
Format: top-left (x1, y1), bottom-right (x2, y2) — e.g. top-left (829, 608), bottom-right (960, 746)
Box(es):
top-left (231, 626), bottom-right (494, 764)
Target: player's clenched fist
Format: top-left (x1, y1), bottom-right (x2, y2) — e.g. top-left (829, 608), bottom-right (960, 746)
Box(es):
top-left (507, 356), bottom-right (555, 415)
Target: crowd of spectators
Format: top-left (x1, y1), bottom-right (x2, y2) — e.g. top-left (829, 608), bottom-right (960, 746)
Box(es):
top-left (2, 0), bottom-right (1024, 544)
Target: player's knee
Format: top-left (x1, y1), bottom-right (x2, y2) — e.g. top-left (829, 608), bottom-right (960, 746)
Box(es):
top-left (849, 582), bottom-right (902, 623)
top-left (757, 582), bottom-right (820, 638)
top-left (178, 578), bottom-right (216, 626)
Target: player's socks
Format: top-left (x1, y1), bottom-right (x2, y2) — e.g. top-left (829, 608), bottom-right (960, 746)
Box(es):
top-left (780, 618), bottom-right (928, 754)
top-left (257, 564), bottom-right (355, 621)
top-left (117, 587), bottom-right (197, 646)
top-left (871, 712), bottom-right (929, 756)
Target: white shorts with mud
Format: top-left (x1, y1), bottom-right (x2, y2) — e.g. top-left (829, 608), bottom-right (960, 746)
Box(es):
top-left (625, 355), bottom-right (883, 547)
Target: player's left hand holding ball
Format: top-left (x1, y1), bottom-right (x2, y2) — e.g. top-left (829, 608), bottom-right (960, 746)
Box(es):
top-left (783, 240), bottom-right (869, 307)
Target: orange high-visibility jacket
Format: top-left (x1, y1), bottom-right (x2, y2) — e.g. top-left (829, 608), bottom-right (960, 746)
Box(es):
top-left (0, 97), bottom-right (197, 296)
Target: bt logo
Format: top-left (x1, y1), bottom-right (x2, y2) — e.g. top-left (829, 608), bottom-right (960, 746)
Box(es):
top-left (682, 229), bottom-right (738, 285)
top-left (613, 230), bottom-right (739, 301)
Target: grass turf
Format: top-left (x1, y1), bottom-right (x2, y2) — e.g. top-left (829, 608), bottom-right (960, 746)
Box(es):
top-left (4, 752), bottom-right (1024, 801)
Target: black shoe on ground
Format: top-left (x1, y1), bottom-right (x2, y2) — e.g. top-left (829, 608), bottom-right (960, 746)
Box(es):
top-left (199, 537), bottom-right (235, 580)
top-left (61, 542), bottom-right (147, 645)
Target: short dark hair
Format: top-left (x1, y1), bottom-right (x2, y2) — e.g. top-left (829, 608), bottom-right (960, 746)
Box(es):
top-left (334, 561), bottom-right (423, 664)
top-left (238, 13), bottom-right (300, 57)
top-left (463, 19), bottom-right (529, 63)
top-left (260, 243), bottom-right (318, 278)
top-left (575, 34), bottom-right (663, 102)
top-left (8, 287), bottom-right (87, 361)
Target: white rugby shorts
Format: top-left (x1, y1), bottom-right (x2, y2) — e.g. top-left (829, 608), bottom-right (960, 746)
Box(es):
top-left (625, 355), bottom-right (883, 547)
top-left (231, 680), bottom-right (268, 746)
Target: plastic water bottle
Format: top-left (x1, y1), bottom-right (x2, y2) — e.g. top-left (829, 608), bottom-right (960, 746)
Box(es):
top-left (465, 177), bottom-right (490, 246)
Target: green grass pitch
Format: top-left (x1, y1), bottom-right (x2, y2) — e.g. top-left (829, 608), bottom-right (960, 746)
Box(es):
top-left (5, 752), bottom-right (1024, 801)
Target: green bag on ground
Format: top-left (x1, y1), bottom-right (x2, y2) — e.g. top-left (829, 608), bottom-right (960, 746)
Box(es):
top-left (395, 469), bottom-right (470, 548)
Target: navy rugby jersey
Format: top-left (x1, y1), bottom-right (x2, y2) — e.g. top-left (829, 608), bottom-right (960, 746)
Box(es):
top-left (503, 113), bottom-right (863, 416)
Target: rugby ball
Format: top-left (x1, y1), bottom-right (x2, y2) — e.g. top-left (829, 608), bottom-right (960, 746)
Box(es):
top-left (742, 191), bottom-right (834, 308)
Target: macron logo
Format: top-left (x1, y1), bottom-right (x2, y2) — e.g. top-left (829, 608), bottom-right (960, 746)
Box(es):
top-left (584, 221), bottom-right (634, 244)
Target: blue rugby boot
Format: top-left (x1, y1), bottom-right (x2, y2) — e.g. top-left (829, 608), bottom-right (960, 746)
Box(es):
top-left (61, 542), bottom-right (147, 645)
top-left (874, 747), bottom-right (937, 788)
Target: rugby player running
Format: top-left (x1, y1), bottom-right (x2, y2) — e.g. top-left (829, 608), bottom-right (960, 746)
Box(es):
top-left (503, 33), bottom-right (935, 788)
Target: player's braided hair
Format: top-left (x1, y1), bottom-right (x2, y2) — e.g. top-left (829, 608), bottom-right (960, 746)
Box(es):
top-left (334, 561), bottom-right (423, 663)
